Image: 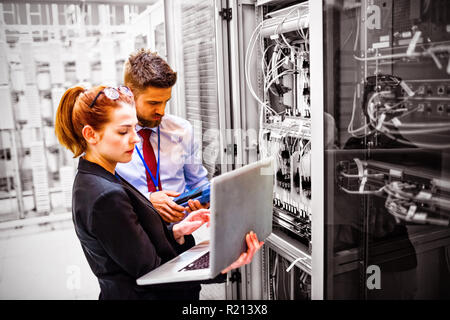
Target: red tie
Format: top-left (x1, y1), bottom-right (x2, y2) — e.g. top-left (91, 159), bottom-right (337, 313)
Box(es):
top-left (138, 128), bottom-right (162, 192)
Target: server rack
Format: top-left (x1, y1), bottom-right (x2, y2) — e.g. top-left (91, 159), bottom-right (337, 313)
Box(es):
top-left (321, 0), bottom-right (450, 299)
top-left (236, 0), bottom-right (315, 300)
top-left (166, 0), bottom-right (313, 299)
top-left (240, 0), bottom-right (450, 300)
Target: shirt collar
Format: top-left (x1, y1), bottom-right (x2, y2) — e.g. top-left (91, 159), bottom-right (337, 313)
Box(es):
top-left (136, 123), bottom-right (158, 133)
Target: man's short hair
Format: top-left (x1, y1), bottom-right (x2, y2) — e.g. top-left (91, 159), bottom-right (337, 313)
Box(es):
top-left (123, 48), bottom-right (177, 94)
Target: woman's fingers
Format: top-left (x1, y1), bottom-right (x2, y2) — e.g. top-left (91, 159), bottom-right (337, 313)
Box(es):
top-left (204, 215), bottom-right (210, 226)
top-left (252, 232), bottom-right (260, 248)
top-left (240, 233), bottom-right (254, 265)
top-left (251, 235), bottom-right (263, 252)
top-left (184, 209), bottom-right (210, 224)
top-left (188, 209), bottom-right (210, 220)
top-left (245, 232), bottom-right (263, 263)
top-left (248, 232), bottom-right (257, 252)
top-left (220, 232), bottom-right (265, 274)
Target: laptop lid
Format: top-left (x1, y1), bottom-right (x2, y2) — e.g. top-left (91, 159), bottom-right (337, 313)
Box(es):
top-left (209, 157), bottom-right (274, 276)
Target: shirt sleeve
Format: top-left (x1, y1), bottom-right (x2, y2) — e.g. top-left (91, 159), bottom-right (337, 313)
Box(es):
top-left (90, 189), bottom-right (161, 279)
top-left (183, 122), bottom-right (209, 191)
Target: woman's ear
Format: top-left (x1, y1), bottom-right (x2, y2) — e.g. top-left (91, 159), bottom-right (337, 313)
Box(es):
top-left (82, 125), bottom-right (98, 145)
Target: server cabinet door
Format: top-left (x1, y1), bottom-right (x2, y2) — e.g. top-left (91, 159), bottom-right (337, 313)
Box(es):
top-left (168, 0), bottom-right (232, 180)
top-left (323, 0), bottom-right (450, 299)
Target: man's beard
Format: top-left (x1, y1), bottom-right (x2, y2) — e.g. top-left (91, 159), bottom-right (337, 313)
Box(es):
top-left (137, 115), bottom-right (162, 128)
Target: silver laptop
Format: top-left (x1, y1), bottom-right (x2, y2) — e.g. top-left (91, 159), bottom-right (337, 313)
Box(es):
top-left (136, 157), bottom-right (274, 285)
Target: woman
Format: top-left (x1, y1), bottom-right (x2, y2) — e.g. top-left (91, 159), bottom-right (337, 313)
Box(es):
top-left (54, 85), bottom-right (263, 300)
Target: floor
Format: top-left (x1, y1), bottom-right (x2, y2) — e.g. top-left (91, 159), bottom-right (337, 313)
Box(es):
top-left (0, 216), bottom-right (225, 300)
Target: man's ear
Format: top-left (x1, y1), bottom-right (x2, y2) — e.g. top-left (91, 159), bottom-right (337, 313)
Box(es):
top-left (82, 125), bottom-right (98, 145)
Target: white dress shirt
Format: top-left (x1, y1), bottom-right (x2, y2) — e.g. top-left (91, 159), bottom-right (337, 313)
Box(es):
top-left (116, 114), bottom-right (209, 200)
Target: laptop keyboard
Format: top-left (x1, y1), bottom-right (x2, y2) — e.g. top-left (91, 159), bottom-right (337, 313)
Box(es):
top-left (178, 252), bottom-right (210, 272)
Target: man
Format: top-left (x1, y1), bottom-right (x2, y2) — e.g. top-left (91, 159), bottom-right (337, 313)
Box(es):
top-left (116, 49), bottom-right (210, 223)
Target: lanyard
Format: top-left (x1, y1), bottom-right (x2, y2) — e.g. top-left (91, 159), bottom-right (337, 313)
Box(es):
top-left (135, 126), bottom-right (161, 191)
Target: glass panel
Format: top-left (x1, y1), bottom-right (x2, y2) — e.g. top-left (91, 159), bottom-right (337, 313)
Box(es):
top-left (323, 0), bottom-right (450, 299)
top-left (154, 21), bottom-right (166, 59)
top-left (175, 0), bottom-right (221, 179)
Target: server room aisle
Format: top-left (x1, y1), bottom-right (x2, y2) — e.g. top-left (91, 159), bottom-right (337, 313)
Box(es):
top-left (0, 220), bottom-right (100, 300)
top-left (0, 220), bottom-right (222, 300)
top-left (0, 220), bottom-right (99, 299)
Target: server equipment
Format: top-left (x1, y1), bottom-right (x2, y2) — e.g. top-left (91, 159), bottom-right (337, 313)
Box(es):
top-left (323, 0), bottom-right (450, 299)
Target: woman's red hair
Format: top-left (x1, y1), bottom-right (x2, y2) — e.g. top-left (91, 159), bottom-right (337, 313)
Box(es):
top-left (55, 86), bottom-right (134, 157)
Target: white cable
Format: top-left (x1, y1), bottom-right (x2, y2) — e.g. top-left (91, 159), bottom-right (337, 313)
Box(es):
top-left (385, 121), bottom-right (450, 128)
top-left (262, 8), bottom-right (306, 99)
top-left (340, 185), bottom-right (385, 195)
top-left (347, 89), bottom-right (373, 137)
top-left (384, 131), bottom-right (450, 149)
top-left (385, 182), bottom-right (450, 214)
top-left (286, 256), bottom-right (306, 272)
top-left (245, 20), bottom-right (275, 114)
top-left (246, 4), bottom-right (310, 129)
top-left (363, 89), bottom-right (450, 138)
top-left (278, 8), bottom-right (304, 53)
top-left (391, 127), bottom-right (450, 135)
top-left (353, 10), bottom-right (360, 52)
top-left (353, 45), bottom-right (450, 65)
top-left (265, 69), bottom-right (297, 92)
top-left (265, 47), bottom-right (292, 81)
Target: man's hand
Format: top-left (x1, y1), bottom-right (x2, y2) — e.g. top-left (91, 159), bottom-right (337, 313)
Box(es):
top-left (149, 190), bottom-right (186, 223)
top-left (221, 231), bottom-right (264, 274)
top-left (185, 199), bottom-right (210, 213)
top-left (172, 209), bottom-right (210, 244)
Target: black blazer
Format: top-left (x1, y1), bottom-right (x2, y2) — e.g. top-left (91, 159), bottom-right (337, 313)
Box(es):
top-left (72, 157), bottom-right (201, 300)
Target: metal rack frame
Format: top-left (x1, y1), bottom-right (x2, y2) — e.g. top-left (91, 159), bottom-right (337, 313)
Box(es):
top-left (309, 0), bottom-right (324, 300)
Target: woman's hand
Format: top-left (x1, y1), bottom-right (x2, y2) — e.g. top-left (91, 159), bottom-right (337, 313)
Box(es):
top-left (221, 231), bottom-right (264, 274)
top-left (172, 209), bottom-right (210, 244)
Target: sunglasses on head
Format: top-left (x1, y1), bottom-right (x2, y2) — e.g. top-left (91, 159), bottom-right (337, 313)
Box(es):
top-left (88, 86), bottom-right (133, 109)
